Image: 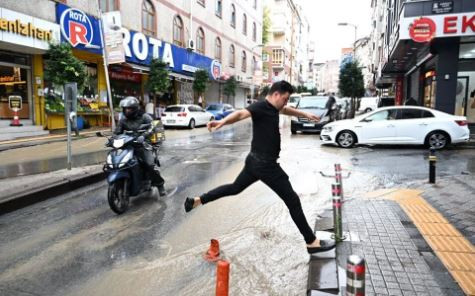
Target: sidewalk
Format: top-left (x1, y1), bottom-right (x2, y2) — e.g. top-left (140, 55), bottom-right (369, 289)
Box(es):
top-left (335, 175), bottom-right (474, 295)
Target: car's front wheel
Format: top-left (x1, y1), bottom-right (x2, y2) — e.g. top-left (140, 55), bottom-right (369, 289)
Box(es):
top-left (336, 130), bottom-right (356, 148)
top-left (426, 131), bottom-right (450, 150)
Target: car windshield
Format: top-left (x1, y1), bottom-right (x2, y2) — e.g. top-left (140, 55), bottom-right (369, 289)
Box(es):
top-left (165, 106), bottom-right (184, 112)
top-left (297, 96), bottom-right (327, 109)
top-left (206, 105), bottom-right (223, 111)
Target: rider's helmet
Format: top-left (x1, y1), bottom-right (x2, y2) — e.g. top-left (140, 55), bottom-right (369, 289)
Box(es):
top-left (120, 96), bottom-right (140, 119)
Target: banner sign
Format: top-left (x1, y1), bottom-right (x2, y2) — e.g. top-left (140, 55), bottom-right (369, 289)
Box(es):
top-left (122, 29), bottom-right (221, 80)
top-left (103, 11), bottom-right (125, 64)
top-left (56, 3), bottom-right (102, 54)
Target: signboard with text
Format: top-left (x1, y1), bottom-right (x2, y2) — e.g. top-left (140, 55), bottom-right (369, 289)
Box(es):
top-left (432, 1), bottom-right (453, 14)
top-left (8, 96), bottom-right (22, 111)
top-left (401, 12), bottom-right (475, 40)
top-left (409, 18), bottom-right (436, 43)
top-left (103, 11), bottom-right (125, 64)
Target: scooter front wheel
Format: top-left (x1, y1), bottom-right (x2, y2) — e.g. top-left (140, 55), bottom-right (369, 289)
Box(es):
top-left (108, 179), bottom-right (130, 214)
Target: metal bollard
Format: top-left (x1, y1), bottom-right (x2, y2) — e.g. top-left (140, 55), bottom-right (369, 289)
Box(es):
top-left (332, 183), bottom-right (344, 242)
top-left (334, 163), bottom-right (344, 198)
top-left (429, 148), bottom-right (437, 184)
top-left (346, 255), bottom-right (365, 296)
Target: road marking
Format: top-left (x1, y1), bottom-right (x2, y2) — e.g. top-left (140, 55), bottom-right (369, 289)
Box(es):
top-left (380, 189), bottom-right (475, 295)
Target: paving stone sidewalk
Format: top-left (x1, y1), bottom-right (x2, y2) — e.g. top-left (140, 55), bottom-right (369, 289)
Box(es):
top-left (337, 198), bottom-right (465, 296)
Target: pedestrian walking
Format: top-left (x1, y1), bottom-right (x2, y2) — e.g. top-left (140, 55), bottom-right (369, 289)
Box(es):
top-left (183, 81), bottom-right (336, 254)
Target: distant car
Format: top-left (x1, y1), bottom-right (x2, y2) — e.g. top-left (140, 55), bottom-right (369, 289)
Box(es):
top-left (320, 106), bottom-right (470, 149)
top-left (206, 103), bottom-right (235, 120)
top-left (357, 97), bottom-right (379, 114)
top-left (162, 104), bottom-right (214, 129)
top-left (288, 94), bottom-right (301, 108)
top-left (290, 96), bottom-right (330, 134)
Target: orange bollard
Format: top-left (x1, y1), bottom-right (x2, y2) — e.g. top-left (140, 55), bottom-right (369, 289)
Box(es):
top-left (203, 239), bottom-right (221, 262)
top-left (215, 260), bottom-right (230, 296)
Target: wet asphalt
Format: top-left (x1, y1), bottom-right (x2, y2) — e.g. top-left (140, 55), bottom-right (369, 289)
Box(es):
top-left (0, 118), bottom-right (474, 296)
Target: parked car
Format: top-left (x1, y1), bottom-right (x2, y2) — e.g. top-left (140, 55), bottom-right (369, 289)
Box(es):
top-left (288, 94), bottom-right (301, 108)
top-left (320, 106), bottom-right (470, 149)
top-left (162, 104), bottom-right (214, 129)
top-left (290, 96), bottom-right (330, 134)
top-left (358, 97), bottom-right (379, 114)
top-left (206, 103), bottom-right (235, 120)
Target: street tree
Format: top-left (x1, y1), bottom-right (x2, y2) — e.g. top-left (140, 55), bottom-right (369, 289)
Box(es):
top-left (44, 43), bottom-right (87, 90)
top-left (223, 76), bottom-right (237, 106)
top-left (193, 69), bottom-right (210, 106)
top-left (262, 7), bottom-right (271, 45)
top-left (338, 60), bottom-right (365, 118)
top-left (147, 59), bottom-right (171, 109)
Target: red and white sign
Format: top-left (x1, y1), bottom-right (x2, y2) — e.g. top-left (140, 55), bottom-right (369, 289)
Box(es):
top-left (395, 77), bottom-right (404, 106)
top-left (401, 12), bottom-right (475, 40)
top-left (409, 18), bottom-right (436, 43)
top-left (109, 70), bottom-right (141, 83)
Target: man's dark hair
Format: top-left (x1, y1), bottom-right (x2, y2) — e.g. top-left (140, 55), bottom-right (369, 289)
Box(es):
top-left (269, 80), bottom-right (294, 95)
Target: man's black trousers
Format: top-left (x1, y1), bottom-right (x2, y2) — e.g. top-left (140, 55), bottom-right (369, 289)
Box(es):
top-left (136, 147), bottom-right (165, 187)
top-left (200, 153), bottom-right (316, 244)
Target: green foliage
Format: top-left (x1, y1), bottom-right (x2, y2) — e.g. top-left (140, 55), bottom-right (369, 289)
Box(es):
top-left (44, 43), bottom-right (87, 89)
top-left (147, 59), bottom-right (170, 95)
top-left (223, 76), bottom-right (237, 99)
top-left (193, 69), bottom-right (210, 95)
top-left (262, 7), bottom-right (271, 45)
top-left (338, 61), bottom-right (365, 99)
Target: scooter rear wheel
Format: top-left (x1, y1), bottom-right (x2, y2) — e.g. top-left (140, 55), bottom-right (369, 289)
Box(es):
top-left (108, 179), bottom-right (130, 214)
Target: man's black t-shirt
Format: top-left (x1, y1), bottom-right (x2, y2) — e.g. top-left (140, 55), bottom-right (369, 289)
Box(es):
top-left (246, 100), bottom-right (280, 159)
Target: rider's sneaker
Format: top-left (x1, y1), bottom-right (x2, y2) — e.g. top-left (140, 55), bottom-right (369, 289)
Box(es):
top-left (158, 185), bottom-right (166, 196)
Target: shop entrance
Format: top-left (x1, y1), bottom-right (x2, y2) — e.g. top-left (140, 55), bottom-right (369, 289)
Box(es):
top-left (0, 61), bottom-right (32, 120)
top-left (423, 70), bottom-right (437, 109)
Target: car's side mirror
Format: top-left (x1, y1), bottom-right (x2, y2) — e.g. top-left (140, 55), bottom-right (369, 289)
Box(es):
top-left (361, 118), bottom-right (372, 123)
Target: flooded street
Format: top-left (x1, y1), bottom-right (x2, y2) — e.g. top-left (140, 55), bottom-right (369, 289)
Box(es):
top-left (0, 119), bottom-right (473, 296)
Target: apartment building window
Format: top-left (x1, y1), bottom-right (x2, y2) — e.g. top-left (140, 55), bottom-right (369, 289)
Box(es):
top-left (173, 15), bottom-right (184, 47)
top-left (99, 0), bottom-right (118, 12)
top-left (253, 0), bottom-right (257, 9)
top-left (229, 45), bottom-right (235, 67)
top-left (215, 37), bottom-right (222, 62)
top-left (231, 5), bottom-right (236, 28)
top-left (142, 0), bottom-right (156, 36)
top-left (252, 56), bottom-right (257, 73)
top-left (197, 0), bottom-right (205, 7)
top-left (196, 28), bottom-right (205, 54)
top-left (216, 0), bottom-right (222, 18)
top-left (272, 49), bottom-right (284, 64)
top-left (241, 51), bottom-right (247, 72)
top-left (242, 14), bottom-right (247, 35)
top-left (252, 22), bottom-right (256, 41)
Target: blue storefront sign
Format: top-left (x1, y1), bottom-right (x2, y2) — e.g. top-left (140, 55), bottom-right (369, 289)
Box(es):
top-left (122, 29), bottom-right (221, 80)
top-left (56, 3), bottom-right (102, 54)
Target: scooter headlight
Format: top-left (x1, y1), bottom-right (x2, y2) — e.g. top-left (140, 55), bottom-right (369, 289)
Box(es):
top-left (113, 138), bottom-right (125, 149)
top-left (118, 151), bottom-right (133, 168)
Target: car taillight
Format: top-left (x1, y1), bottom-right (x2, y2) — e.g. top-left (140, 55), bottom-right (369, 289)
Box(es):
top-left (455, 120), bottom-right (467, 126)
top-left (178, 112), bottom-right (187, 117)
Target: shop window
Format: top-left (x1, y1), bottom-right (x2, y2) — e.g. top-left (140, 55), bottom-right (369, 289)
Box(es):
top-left (196, 28), bottom-right (205, 54)
top-left (0, 66), bottom-right (28, 119)
top-left (459, 43), bottom-right (475, 59)
top-left (142, 0), bottom-right (156, 36)
top-left (43, 63), bottom-right (99, 114)
top-left (231, 4), bottom-right (236, 28)
top-left (173, 15), bottom-right (184, 47)
top-left (215, 37), bottom-right (222, 62)
top-left (216, 0), bottom-right (222, 18)
top-left (241, 50), bottom-right (247, 72)
top-left (229, 45), bottom-right (235, 67)
top-left (99, 0), bottom-right (118, 12)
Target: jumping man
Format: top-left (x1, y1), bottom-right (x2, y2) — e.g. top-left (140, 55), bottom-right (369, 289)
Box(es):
top-left (184, 81), bottom-right (335, 254)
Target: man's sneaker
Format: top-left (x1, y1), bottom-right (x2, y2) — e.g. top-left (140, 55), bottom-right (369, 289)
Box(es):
top-left (158, 185), bottom-right (166, 196)
top-left (184, 197), bottom-right (195, 212)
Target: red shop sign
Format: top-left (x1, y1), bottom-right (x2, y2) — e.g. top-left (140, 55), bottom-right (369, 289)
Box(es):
top-left (109, 70), bottom-right (142, 83)
top-left (409, 17), bottom-right (436, 43)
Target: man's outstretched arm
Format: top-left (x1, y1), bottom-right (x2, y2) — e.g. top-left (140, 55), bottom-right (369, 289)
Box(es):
top-left (207, 109), bottom-right (251, 132)
top-left (281, 106), bottom-right (321, 122)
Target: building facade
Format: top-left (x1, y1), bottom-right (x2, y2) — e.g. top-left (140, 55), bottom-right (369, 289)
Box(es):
top-left (0, 0), bottom-right (263, 137)
top-left (373, 0), bottom-right (475, 127)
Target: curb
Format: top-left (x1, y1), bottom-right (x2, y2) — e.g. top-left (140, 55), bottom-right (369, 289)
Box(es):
top-left (0, 170), bottom-right (105, 215)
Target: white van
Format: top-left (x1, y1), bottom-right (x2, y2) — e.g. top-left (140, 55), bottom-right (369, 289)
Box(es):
top-left (358, 97), bottom-right (379, 114)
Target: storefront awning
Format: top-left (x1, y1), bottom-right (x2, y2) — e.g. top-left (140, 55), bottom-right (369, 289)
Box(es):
top-left (120, 63), bottom-right (194, 82)
top-left (169, 72), bottom-right (194, 82)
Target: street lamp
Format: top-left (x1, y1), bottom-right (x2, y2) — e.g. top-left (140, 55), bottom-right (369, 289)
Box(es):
top-left (250, 44), bottom-right (264, 103)
top-left (338, 22), bottom-right (358, 51)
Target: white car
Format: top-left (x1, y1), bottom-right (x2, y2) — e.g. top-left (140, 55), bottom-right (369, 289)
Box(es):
top-left (357, 97), bottom-right (379, 114)
top-left (320, 106), bottom-right (470, 149)
top-left (162, 104), bottom-right (215, 129)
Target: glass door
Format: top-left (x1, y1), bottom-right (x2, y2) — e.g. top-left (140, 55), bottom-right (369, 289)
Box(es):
top-left (455, 77), bottom-right (469, 117)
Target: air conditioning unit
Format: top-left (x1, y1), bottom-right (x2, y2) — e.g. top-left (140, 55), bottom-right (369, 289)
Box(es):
top-left (187, 39), bottom-right (195, 51)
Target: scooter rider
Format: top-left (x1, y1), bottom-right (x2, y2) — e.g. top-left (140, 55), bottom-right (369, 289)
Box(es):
top-left (115, 96), bottom-right (166, 196)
